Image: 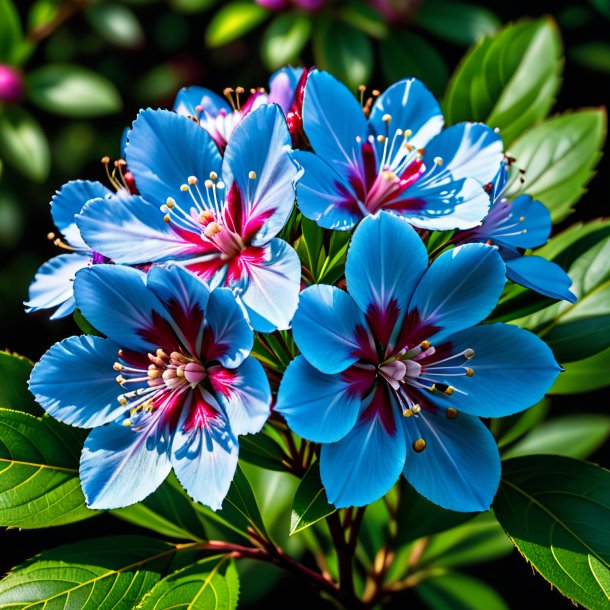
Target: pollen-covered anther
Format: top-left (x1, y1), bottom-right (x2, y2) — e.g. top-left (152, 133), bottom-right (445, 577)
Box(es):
top-left (113, 362), bottom-right (123, 371)
top-left (101, 156), bottom-right (110, 164)
top-left (382, 170), bottom-right (397, 181)
top-left (147, 369), bottom-right (162, 379)
top-left (216, 181), bottom-right (225, 190)
top-left (199, 210), bottom-right (213, 223)
top-left (358, 85), bottom-right (366, 92)
top-left (115, 374), bottom-right (125, 384)
top-left (119, 397), bottom-right (128, 406)
top-left (372, 89), bottom-right (380, 96)
top-left (382, 114), bottom-right (392, 123)
top-left (404, 129), bottom-right (412, 138)
top-left (209, 171), bottom-right (218, 181)
top-left (156, 348), bottom-right (169, 359)
top-left (47, 232), bottom-right (55, 241)
top-left (204, 179), bottom-right (214, 189)
top-left (519, 216), bottom-right (525, 222)
top-left (377, 135), bottom-right (386, 143)
top-left (180, 184), bottom-right (189, 192)
top-left (444, 386), bottom-right (455, 396)
top-left (163, 214), bottom-right (171, 223)
top-left (446, 407), bottom-right (458, 419)
top-left (412, 404), bottom-right (421, 415)
top-left (248, 170), bottom-right (257, 180)
top-left (412, 438), bottom-right (426, 453)
top-left (188, 176), bottom-right (197, 185)
top-left (434, 156), bottom-right (443, 166)
top-left (204, 221), bottom-right (222, 237)
top-left (465, 367), bottom-right (474, 377)
top-left (464, 348), bottom-right (475, 360)
top-left (419, 340), bottom-right (431, 350)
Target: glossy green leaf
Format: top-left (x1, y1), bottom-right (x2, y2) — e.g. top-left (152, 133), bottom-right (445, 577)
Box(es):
top-left (0, 350), bottom-right (41, 415)
top-left (313, 19), bottom-right (373, 91)
top-left (0, 0), bottom-right (22, 63)
top-left (239, 430), bottom-right (289, 472)
top-left (396, 481), bottom-right (476, 545)
top-left (0, 408), bottom-right (96, 528)
top-left (0, 536), bottom-right (181, 608)
top-left (502, 414), bottom-right (610, 460)
top-left (73, 307), bottom-right (103, 337)
top-left (503, 109), bottom-right (606, 223)
top-left (495, 455), bottom-right (610, 609)
top-left (27, 64), bottom-right (122, 117)
top-left (139, 556), bottom-right (239, 610)
top-left (443, 19), bottom-right (562, 144)
top-left (550, 346), bottom-right (610, 394)
top-left (113, 474), bottom-right (207, 541)
top-left (290, 461), bottom-right (335, 535)
top-left (85, 4), bottom-right (144, 48)
top-left (416, 571), bottom-right (510, 610)
top-left (261, 13), bottom-right (311, 71)
top-left (340, 0), bottom-right (387, 38)
top-left (380, 30), bottom-right (449, 97)
top-left (205, 1), bottom-right (268, 47)
top-left (0, 107), bottom-right (50, 181)
top-left (491, 399), bottom-right (549, 449)
top-left (415, 0), bottom-right (500, 46)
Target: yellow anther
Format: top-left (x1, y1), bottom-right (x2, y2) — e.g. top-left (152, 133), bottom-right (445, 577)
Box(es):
top-left (101, 156), bottom-right (110, 164)
top-left (166, 197), bottom-right (176, 208)
top-left (147, 369), bottom-right (162, 379)
top-left (113, 362), bottom-right (123, 371)
top-left (406, 143), bottom-right (414, 151)
top-left (209, 171), bottom-right (218, 181)
top-left (119, 397), bottom-right (128, 406)
top-left (180, 184), bottom-right (189, 192)
top-left (464, 348), bottom-right (475, 359)
top-left (412, 438), bottom-right (426, 453)
top-left (519, 216), bottom-right (525, 222)
top-left (446, 407), bottom-right (458, 419)
top-left (188, 176), bottom-right (197, 185)
top-left (163, 214), bottom-right (171, 223)
top-left (444, 386), bottom-right (455, 396)
top-left (199, 210), bottom-right (213, 223)
top-left (47, 232), bottom-right (56, 241)
top-left (358, 85), bottom-right (366, 92)
top-left (382, 114), bottom-right (392, 123)
top-left (420, 340), bottom-right (431, 350)
top-left (372, 89), bottom-right (380, 96)
top-left (235, 86), bottom-right (245, 95)
top-left (412, 404), bottom-right (421, 415)
top-left (404, 129), bottom-right (412, 138)
top-left (465, 367), bottom-right (474, 377)
top-left (523, 229), bottom-right (528, 234)
top-left (204, 222), bottom-right (222, 237)
top-left (116, 375), bottom-right (124, 384)
top-left (204, 179), bottom-right (214, 188)
top-left (248, 171), bottom-right (257, 180)
top-left (376, 135), bottom-right (386, 143)
top-left (418, 148), bottom-right (425, 155)
top-left (122, 420), bottom-right (132, 427)
top-left (382, 170), bottom-right (397, 181)
top-left (403, 409), bottom-right (413, 417)
top-left (176, 366), bottom-right (185, 377)
top-left (434, 156), bottom-right (443, 166)
top-left (396, 128), bottom-right (403, 136)
top-left (156, 348), bottom-right (168, 358)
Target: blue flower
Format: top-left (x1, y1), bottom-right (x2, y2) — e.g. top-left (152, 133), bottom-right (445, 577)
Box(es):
top-left (77, 104), bottom-right (303, 332)
top-left (29, 264), bottom-right (271, 510)
top-left (455, 164), bottom-right (576, 302)
top-left (174, 66), bottom-right (305, 151)
top-left (292, 70), bottom-right (504, 231)
top-left (276, 212), bottom-right (561, 512)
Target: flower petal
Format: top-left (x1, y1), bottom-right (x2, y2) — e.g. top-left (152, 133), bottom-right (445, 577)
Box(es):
top-left (24, 253), bottom-right (90, 320)
top-left (346, 212), bottom-right (427, 345)
top-left (222, 105), bottom-right (300, 244)
top-left (29, 335), bottom-right (124, 428)
top-left (504, 255), bottom-right (576, 303)
top-left (74, 265), bottom-right (165, 353)
top-left (125, 108), bottom-right (222, 207)
top-left (292, 150), bottom-right (362, 230)
top-left (292, 284), bottom-right (373, 375)
top-left (302, 70), bottom-right (368, 173)
top-left (492, 195), bottom-right (551, 250)
top-left (173, 86), bottom-right (231, 118)
top-left (80, 419), bottom-right (172, 509)
top-left (370, 78), bottom-right (444, 152)
top-left (276, 356), bottom-right (372, 443)
top-left (408, 243), bottom-right (506, 340)
top-left (51, 180), bottom-right (111, 250)
top-left (402, 408), bottom-right (500, 512)
top-left (171, 389), bottom-right (239, 511)
top-left (268, 66), bottom-right (303, 112)
top-left (238, 238), bottom-right (301, 333)
top-left (209, 356), bottom-right (271, 436)
top-left (320, 386), bottom-right (406, 507)
top-left (203, 287), bottom-right (253, 368)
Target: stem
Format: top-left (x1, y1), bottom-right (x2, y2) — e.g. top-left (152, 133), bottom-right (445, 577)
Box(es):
top-left (327, 511), bottom-right (362, 607)
top-left (27, 0), bottom-right (89, 44)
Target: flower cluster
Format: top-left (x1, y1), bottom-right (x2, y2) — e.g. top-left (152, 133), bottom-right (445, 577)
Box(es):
top-left (29, 67), bottom-right (568, 513)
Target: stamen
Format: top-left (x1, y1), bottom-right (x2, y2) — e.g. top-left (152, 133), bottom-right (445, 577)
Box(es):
top-left (412, 438), bottom-right (426, 453)
top-left (446, 407), bottom-right (458, 419)
top-left (248, 171), bottom-right (257, 180)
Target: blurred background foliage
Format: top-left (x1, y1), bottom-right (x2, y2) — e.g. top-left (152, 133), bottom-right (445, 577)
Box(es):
top-left (0, 0), bottom-right (608, 608)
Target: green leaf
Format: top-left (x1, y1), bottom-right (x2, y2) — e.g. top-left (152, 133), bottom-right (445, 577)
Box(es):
top-left (396, 481), bottom-right (476, 545)
top-left (140, 556), bottom-right (239, 610)
top-left (239, 430), bottom-right (289, 472)
top-left (0, 535), bottom-right (181, 608)
top-left (73, 307), bottom-right (103, 337)
top-left (415, 0), bottom-right (500, 47)
top-left (0, 0), bottom-right (23, 63)
top-left (416, 571), bottom-right (510, 610)
top-left (339, 0), bottom-right (387, 38)
top-left (443, 19), bottom-right (562, 144)
top-left (0, 350), bottom-right (41, 415)
top-left (380, 30), bottom-right (449, 97)
top-left (502, 414), bottom-right (610, 460)
top-left (85, 4), bottom-right (144, 49)
top-left (113, 474), bottom-right (207, 541)
top-left (503, 109), bottom-right (606, 223)
top-left (27, 64), bottom-right (123, 117)
top-left (27, 0), bottom-right (60, 30)
top-left (261, 14), bottom-right (311, 71)
top-left (494, 455), bottom-right (610, 609)
top-left (550, 346), bottom-right (610, 394)
top-left (0, 408), bottom-right (96, 528)
top-left (205, 1), bottom-right (268, 47)
top-left (289, 461), bottom-right (335, 535)
top-left (171, 0), bottom-right (218, 13)
top-left (571, 41), bottom-right (610, 74)
top-left (313, 18), bottom-right (373, 91)
top-left (0, 107), bottom-right (50, 182)
top-left (491, 399), bottom-right (549, 448)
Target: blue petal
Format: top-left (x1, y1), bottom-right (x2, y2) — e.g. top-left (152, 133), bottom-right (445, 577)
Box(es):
top-left (492, 196), bottom-right (551, 250)
top-left (222, 105), bottom-right (301, 244)
top-left (24, 253), bottom-right (89, 320)
top-left (74, 265), bottom-right (164, 353)
top-left (292, 284), bottom-right (371, 375)
top-left (408, 243), bottom-right (506, 340)
top-left (320, 387), bottom-right (406, 507)
top-left (173, 86), bottom-right (231, 118)
top-left (81, 420), bottom-right (172, 509)
top-left (171, 389), bottom-right (239, 511)
top-left (402, 408), bottom-right (500, 512)
top-left (488, 163), bottom-right (508, 201)
top-left (427, 323), bottom-right (561, 418)
top-left (370, 78), bottom-right (444, 152)
top-left (276, 356), bottom-right (364, 443)
top-left (205, 287), bottom-right (253, 368)
top-left (504, 255), bottom-right (576, 303)
top-left (126, 109), bottom-right (222, 207)
top-left (77, 195), bottom-right (193, 264)
top-left (345, 212), bottom-right (428, 343)
top-left (302, 70), bottom-right (368, 172)
top-left (29, 335), bottom-right (124, 428)
top-left (268, 66), bottom-right (303, 111)
top-left (292, 150), bottom-right (362, 231)
top-left (238, 238), bottom-right (301, 333)
top-left (210, 356), bottom-right (271, 436)
top-left (51, 180), bottom-right (111, 250)
top-left (423, 123), bottom-right (504, 185)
